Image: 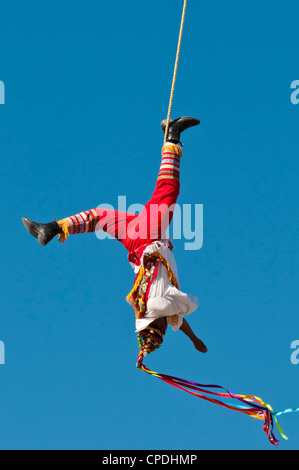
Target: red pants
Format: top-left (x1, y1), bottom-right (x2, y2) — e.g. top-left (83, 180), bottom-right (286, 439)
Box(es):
top-left (61, 144), bottom-right (182, 263)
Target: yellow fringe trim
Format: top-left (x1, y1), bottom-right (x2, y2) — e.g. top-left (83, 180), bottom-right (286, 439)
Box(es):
top-left (126, 251), bottom-right (180, 326)
top-left (57, 219), bottom-right (70, 244)
top-left (152, 251), bottom-right (179, 290)
top-left (161, 144), bottom-right (182, 158)
top-left (126, 267), bottom-right (145, 306)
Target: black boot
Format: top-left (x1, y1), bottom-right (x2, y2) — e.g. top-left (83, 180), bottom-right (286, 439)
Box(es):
top-left (161, 116), bottom-right (200, 144)
top-left (22, 217), bottom-right (62, 246)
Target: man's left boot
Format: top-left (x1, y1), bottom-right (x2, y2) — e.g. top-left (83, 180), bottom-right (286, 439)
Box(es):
top-left (22, 217), bottom-right (62, 246)
top-left (161, 116), bottom-right (200, 144)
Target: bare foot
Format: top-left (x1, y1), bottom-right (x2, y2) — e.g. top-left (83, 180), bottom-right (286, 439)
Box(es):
top-left (193, 338), bottom-right (208, 353)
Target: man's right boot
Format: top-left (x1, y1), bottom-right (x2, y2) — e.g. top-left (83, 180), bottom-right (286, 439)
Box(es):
top-left (22, 217), bottom-right (62, 246)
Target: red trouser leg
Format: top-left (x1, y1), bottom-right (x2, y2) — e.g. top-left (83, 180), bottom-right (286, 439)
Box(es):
top-left (58, 144), bottom-right (182, 253)
top-left (124, 143), bottom-right (182, 253)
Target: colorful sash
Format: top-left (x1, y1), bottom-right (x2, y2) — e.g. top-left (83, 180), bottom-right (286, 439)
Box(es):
top-left (127, 257), bottom-right (161, 319)
top-left (126, 251), bottom-right (179, 320)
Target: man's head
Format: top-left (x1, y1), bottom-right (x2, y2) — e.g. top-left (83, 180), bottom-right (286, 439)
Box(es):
top-left (136, 317), bottom-right (168, 365)
top-left (148, 317), bottom-right (168, 337)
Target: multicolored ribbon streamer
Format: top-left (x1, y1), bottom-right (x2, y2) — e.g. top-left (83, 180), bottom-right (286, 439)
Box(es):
top-left (136, 357), bottom-right (298, 446)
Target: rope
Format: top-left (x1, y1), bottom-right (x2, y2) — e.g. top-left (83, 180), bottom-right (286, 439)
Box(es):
top-left (164, 0), bottom-right (188, 144)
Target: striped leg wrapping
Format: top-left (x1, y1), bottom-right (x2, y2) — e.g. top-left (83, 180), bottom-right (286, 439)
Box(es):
top-left (65, 209), bottom-right (98, 235)
top-left (158, 144), bottom-right (182, 182)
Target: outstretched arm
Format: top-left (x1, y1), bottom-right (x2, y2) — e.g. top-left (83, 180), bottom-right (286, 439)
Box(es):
top-left (179, 318), bottom-right (208, 353)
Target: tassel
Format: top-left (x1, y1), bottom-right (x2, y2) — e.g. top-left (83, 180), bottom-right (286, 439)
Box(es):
top-left (57, 219), bottom-right (70, 243)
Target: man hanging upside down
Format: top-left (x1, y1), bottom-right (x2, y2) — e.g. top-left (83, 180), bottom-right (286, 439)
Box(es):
top-left (22, 117), bottom-right (208, 363)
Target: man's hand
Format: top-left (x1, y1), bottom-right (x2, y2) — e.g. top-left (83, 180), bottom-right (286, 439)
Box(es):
top-left (193, 337), bottom-right (208, 353)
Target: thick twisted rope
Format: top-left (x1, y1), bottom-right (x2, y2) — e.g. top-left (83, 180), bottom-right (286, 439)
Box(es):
top-left (164, 0), bottom-right (188, 144)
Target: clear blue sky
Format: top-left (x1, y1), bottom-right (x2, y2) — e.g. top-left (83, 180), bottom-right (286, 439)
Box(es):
top-left (0, 0), bottom-right (298, 450)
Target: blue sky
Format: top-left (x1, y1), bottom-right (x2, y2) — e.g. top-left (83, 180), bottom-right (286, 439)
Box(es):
top-left (0, 0), bottom-right (298, 450)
